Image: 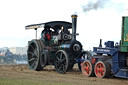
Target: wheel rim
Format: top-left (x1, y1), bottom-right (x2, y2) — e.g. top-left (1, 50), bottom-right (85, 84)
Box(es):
top-left (55, 50), bottom-right (69, 74)
top-left (95, 62), bottom-right (105, 78)
top-left (82, 61), bottom-right (92, 76)
top-left (27, 41), bottom-right (39, 70)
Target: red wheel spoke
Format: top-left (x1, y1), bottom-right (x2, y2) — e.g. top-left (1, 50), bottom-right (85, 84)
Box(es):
top-left (101, 71), bottom-right (104, 76)
top-left (82, 60), bottom-right (94, 77)
top-left (99, 64), bottom-right (102, 68)
top-left (96, 66), bottom-right (100, 71)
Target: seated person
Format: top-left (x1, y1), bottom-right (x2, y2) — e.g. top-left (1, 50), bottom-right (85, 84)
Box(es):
top-left (41, 26), bottom-right (52, 41)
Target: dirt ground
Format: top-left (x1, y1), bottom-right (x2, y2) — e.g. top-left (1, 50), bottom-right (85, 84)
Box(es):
top-left (0, 64), bottom-right (128, 85)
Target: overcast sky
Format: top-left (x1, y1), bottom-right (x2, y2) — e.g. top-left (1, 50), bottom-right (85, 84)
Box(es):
top-left (0, 0), bottom-right (128, 50)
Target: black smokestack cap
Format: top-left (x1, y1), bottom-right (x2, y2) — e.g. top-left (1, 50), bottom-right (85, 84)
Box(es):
top-left (71, 14), bottom-right (78, 40)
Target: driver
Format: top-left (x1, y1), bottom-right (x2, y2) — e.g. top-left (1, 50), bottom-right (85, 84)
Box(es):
top-left (42, 26), bottom-right (52, 40)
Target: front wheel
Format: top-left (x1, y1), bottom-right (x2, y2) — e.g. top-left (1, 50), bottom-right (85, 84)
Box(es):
top-left (54, 50), bottom-right (69, 74)
top-left (82, 60), bottom-right (95, 77)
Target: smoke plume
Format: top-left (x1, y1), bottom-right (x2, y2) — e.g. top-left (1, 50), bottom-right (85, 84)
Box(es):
top-left (82, 0), bottom-right (109, 13)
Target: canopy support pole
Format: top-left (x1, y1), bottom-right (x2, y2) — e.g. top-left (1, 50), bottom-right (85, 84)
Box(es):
top-left (35, 28), bottom-right (37, 39)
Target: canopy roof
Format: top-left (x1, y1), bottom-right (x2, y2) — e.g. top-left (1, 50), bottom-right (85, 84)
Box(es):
top-left (25, 21), bottom-right (72, 30)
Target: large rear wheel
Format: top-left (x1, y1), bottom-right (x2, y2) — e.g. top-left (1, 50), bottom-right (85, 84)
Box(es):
top-left (37, 40), bottom-right (47, 68)
top-left (94, 61), bottom-right (111, 78)
top-left (27, 40), bottom-right (45, 71)
top-left (55, 50), bottom-right (69, 74)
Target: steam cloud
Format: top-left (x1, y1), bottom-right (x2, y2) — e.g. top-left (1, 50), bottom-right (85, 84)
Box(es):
top-left (82, 0), bottom-right (109, 13)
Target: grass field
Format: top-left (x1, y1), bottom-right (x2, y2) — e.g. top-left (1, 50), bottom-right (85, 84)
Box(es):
top-left (0, 64), bottom-right (128, 85)
top-left (0, 77), bottom-right (78, 85)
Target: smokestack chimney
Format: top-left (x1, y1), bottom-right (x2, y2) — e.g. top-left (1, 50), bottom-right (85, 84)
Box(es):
top-left (99, 39), bottom-right (102, 47)
top-left (71, 14), bottom-right (78, 40)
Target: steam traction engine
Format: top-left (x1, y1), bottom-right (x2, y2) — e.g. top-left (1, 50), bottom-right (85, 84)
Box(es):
top-left (82, 16), bottom-right (128, 78)
top-left (25, 15), bottom-right (88, 74)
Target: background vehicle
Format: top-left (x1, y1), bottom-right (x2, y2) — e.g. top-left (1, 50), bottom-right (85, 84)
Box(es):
top-left (82, 16), bottom-right (128, 78)
top-left (0, 49), bottom-right (27, 64)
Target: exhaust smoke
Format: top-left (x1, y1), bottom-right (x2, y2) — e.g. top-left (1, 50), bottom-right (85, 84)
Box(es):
top-left (82, 0), bottom-right (125, 14)
top-left (82, 0), bottom-right (109, 13)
